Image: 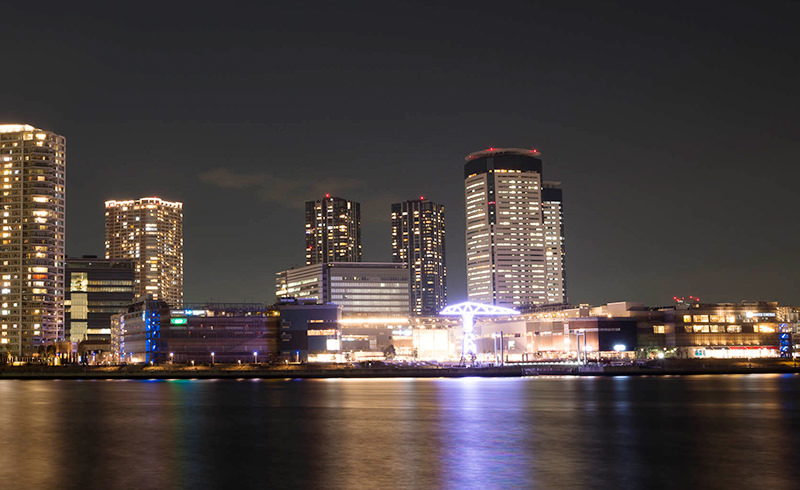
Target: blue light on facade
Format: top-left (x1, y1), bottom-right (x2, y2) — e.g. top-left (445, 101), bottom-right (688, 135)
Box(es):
top-left (779, 324), bottom-right (791, 358)
top-left (145, 310), bottom-right (162, 364)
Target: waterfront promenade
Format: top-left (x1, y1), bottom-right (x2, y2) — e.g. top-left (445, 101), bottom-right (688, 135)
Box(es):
top-left (0, 359), bottom-right (797, 380)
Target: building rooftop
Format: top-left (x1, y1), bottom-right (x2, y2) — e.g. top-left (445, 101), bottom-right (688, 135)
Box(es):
top-left (0, 124), bottom-right (37, 133)
top-left (105, 197), bottom-right (183, 208)
top-left (465, 147), bottom-right (541, 161)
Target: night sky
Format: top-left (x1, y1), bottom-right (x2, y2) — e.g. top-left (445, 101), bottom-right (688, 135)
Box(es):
top-left (2, 1), bottom-right (798, 306)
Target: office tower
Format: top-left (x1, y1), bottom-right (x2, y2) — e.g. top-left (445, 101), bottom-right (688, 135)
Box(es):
top-left (464, 148), bottom-right (566, 308)
top-left (65, 256), bottom-right (134, 351)
top-left (104, 197), bottom-right (183, 307)
top-left (276, 262), bottom-right (410, 317)
top-left (391, 198), bottom-right (447, 316)
top-left (542, 183), bottom-right (567, 305)
top-left (305, 195), bottom-right (361, 265)
top-left (0, 124), bottom-right (66, 357)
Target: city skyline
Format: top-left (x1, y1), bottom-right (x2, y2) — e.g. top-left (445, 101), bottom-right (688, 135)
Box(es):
top-left (1, 1), bottom-right (798, 307)
top-left (1, 3), bottom-right (799, 490)
top-left (4, 125), bottom-right (797, 310)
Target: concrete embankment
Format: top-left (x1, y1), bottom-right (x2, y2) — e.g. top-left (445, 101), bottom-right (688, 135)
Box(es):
top-left (0, 359), bottom-right (798, 380)
top-left (0, 365), bottom-right (526, 380)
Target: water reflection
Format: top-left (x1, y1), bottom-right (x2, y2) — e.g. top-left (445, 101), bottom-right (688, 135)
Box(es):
top-left (0, 375), bottom-right (798, 490)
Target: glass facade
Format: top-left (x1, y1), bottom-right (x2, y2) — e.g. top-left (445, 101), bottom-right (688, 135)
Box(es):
top-left (276, 262), bottom-right (410, 317)
top-left (65, 256), bottom-right (134, 348)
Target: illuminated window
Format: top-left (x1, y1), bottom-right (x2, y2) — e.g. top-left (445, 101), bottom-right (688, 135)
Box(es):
top-left (70, 272), bottom-right (88, 292)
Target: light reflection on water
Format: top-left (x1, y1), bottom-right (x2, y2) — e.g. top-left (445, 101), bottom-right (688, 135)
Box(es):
top-left (0, 374), bottom-right (798, 490)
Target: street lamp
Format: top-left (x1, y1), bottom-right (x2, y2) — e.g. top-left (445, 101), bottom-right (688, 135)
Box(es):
top-left (169, 352), bottom-right (174, 364)
top-left (253, 351), bottom-right (258, 364)
top-left (211, 352), bottom-right (215, 366)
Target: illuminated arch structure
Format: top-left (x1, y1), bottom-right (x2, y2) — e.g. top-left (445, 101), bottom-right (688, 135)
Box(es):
top-left (440, 302), bottom-right (519, 363)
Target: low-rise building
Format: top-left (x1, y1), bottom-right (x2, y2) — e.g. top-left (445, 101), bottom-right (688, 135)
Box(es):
top-left (472, 302), bottom-right (639, 361)
top-left (647, 300), bottom-right (784, 358)
top-left (524, 317), bottom-right (638, 361)
top-left (509, 300), bottom-right (789, 360)
top-left (277, 298), bottom-right (341, 362)
top-left (111, 297), bottom-right (279, 364)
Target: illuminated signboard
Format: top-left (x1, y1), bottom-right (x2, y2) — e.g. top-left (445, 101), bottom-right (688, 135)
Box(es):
top-left (170, 317), bottom-right (188, 325)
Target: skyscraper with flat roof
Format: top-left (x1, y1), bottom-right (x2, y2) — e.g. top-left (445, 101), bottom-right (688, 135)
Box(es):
top-left (542, 183), bottom-right (567, 305)
top-left (0, 124), bottom-right (66, 357)
top-left (105, 197), bottom-right (183, 307)
top-left (464, 148), bottom-right (566, 308)
top-left (305, 195), bottom-right (361, 265)
top-left (391, 198), bottom-right (446, 316)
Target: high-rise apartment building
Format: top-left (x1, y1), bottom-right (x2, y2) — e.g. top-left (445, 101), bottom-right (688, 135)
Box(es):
top-left (391, 198), bottom-right (446, 316)
top-left (105, 197), bottom-right (183, 307)
top-left (305, 195), bottom-right (361, 265)
top-left (0, 124), bottom-right (66, 357)
top-left (464, 148), bottom-right (566, 308)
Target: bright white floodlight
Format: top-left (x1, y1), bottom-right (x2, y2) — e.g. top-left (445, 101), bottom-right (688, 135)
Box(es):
top-left (440, 302), bottom-right (519, 362)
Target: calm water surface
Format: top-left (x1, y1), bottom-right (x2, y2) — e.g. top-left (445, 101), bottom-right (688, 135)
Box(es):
top-left (0, 374), bottom-right (798, 490)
